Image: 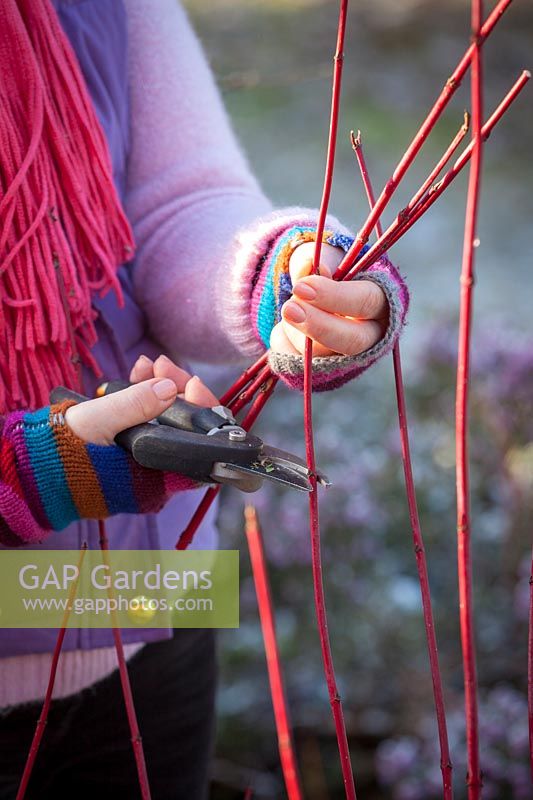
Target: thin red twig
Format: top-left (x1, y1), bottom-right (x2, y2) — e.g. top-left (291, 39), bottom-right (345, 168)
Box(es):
top-left (176, 486), bottom-right (220, 551)
top-left (16, 544), bottom-right (88, 800)
top-left (244, 505), bottom-right (303, 800)
top-left (303, 2), bottom-right (356, 798)
top-left (98, 521), bottom-right (152, 800)
top-left (408, 111), bottom-right (470, 211)
top-left (238, 374), bottom-right (278, 431)
top-left (456, 0), bottom-right (484, 795)
top-left (219, 352), bottom-right (269, 408)
top-left (353, 132), bottom-right (453, 799)
top-left (394, 348), bottom-right (454, 797)
top-left (230, 365), bottom-right (272, 416)
top-left (350, 130), bottom-right (380, 230)
top-left (333, 0), bottom-right (514, 281)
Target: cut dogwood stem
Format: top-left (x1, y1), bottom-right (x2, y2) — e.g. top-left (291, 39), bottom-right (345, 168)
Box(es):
top-left (350, 130), bottom-right (379, 227)
top-left (456, 0), bottom-right (484, 795)
top-left (244, 505), bottom-right (303, 800)
top-left (333, 0), bottom-right (514, 281)
top-left (16, 544), bottom-right (88, 800)
top-left (353, 132), bottom-right (454, 799)
top-left (344, 71), bottom-right (529, 281)
top-left (175, 375), bottom-right (279, 550)
top-left (98, 521), bottom-right (152, 800)
top-left (302, 1), bottom-right (357, 798)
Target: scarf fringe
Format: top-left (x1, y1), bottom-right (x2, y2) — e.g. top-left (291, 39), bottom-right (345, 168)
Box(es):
top-left (0, 0), bottom-right (135, 413)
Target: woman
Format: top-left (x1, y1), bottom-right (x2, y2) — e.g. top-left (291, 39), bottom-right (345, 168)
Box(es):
top-left (0, 1), bottom-right (408, 797)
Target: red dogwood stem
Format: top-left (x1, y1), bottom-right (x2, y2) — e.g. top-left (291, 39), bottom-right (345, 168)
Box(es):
top-left (176, 485), bottom-right (220, 551)
top-left (230, 365), bottom-right (273, 416)
top-left (219, 352), bottom-right (269, 407)
top-left (408, 111), bottom-right (470, 211)
top-left (353, 133), bottom-right (453, 797)
top-left (16, 544), bottom-right (88, 800)
top-left (98, 521), bottom-right (152, 800)
top-left (333, 0), bottom-right (514, 281)
top-left (394, 348), bottom-right (454, 797)
top-left (456, 0), bottom-right (484, 796)
top-left (244, 505), bottom-right (303, 800)
top-left (302, 1), bottom-right (357, 797)
top-left (239, 374), bottom-right (278, 430)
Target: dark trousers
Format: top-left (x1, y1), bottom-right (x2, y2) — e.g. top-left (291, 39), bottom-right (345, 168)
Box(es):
top-left (0, 628), bottom-right (216, 799)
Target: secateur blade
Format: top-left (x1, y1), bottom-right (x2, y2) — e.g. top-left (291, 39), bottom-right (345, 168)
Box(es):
top-left (259, 444), bottom-right (331, 488)
top-left (212, 457), bottom-right (313, 493)
top-left (210, 443), bottom-right (331, 493)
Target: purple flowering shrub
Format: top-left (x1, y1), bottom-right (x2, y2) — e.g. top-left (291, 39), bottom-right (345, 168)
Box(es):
top-left (376, 686), bottom-right (531, 800)
top-left (215, 318), bottom-right (532, 797)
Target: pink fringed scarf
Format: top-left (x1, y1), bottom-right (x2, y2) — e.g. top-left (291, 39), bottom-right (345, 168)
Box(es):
top-left (0, 0), bottom-right (135, 414)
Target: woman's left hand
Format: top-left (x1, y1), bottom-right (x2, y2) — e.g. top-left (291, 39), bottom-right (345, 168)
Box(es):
top-left (270, 242), bottom-right (389, 357)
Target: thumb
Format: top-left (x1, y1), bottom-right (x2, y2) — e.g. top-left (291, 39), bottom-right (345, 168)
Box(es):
top-left (289, 240), bottom-right (337, 284)
top-left (65, 378), bottom-right (178, 445)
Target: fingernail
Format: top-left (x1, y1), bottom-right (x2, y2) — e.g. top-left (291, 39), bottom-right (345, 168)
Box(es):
top-left (152, 378), bottom-right (177, 400)
top-left (293, 282), bottom-right (316, 301)
top-left (138, 354), bottom-right (153, 365)
top-left (283, 301), bottom-right (307, 324)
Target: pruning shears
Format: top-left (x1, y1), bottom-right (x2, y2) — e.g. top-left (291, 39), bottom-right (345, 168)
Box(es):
top-left (50, 381), bottom-right (330, 494)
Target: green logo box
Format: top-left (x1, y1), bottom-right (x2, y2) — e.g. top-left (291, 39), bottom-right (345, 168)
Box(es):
top-left (0, 550), bottom-right (239, 629)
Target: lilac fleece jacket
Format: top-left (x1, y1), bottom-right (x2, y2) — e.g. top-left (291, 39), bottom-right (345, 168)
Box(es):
top-left (0, 0), bottom-right (408, 705)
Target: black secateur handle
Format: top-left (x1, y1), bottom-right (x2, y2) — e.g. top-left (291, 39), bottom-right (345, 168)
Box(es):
top-left (50, 382), bottom-right (263, 483)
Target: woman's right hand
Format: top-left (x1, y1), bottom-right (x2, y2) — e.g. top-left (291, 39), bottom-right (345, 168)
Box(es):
top-left (64, 354), bottom-right (218, 445)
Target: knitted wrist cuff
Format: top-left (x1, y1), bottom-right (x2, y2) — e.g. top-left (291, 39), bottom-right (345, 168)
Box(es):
top-left (268, 255), bottom-right (409, 392)
top-left (0, 401), bottom-right (197, 546)
top-left (48, 401), bottom-right (197, 520)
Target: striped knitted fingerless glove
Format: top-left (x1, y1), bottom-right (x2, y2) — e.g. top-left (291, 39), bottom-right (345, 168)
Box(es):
top-left (240, 214), bottom-right (409, 392)
top-left (250, 225), bottom-right (359, 349)
top-left (0, 401), bottom-right (196, 547)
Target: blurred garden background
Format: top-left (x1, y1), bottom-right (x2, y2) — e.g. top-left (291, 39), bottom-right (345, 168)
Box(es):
top-left (183, 1), bottom-right (533, 797)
